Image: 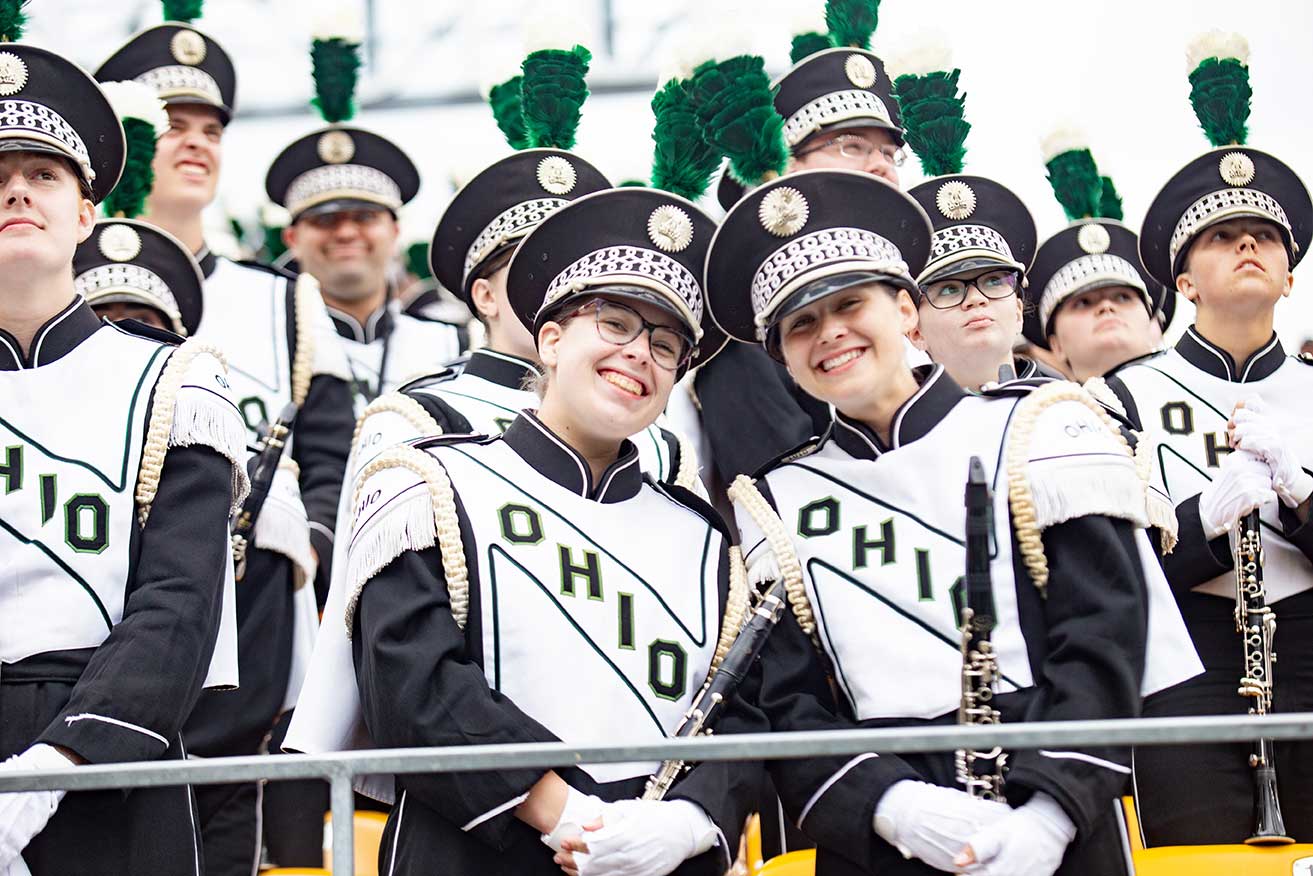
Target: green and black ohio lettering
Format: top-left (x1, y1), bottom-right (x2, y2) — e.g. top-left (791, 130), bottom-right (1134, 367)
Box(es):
top-left (500, 502), bottom-right (689, 699)
top-left (2, 445), bottom-right (109, 553)
top-left (1159, 400), bottom-right (1230, 468)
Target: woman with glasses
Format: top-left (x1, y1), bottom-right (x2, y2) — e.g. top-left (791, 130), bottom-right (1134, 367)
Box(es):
top-left (706, 169), bottom-right (1198, 876)
top-left (339, 188), bottom-right (760, 876)
top-left (904, 175), bottom-right (1058, 389)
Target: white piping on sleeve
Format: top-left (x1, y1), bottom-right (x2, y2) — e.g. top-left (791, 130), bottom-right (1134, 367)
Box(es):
top-left (461, 791), bottom-right (531, 832)
top-left (1038, 749), bottom-right (1131, 774)
top-left (797, 752), bottom-right (879, 827)
top-left (63, 713), bottom-right (169, 746)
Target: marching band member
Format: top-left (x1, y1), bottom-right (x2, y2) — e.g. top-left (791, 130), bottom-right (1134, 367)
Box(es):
top-left (707, 169), bottom-right (1198, 875)
top-left (0, 40), bottom-right (246, 875)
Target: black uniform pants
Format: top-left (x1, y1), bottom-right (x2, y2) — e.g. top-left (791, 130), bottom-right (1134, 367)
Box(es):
top-left (1135, 588), bottom-right (1313, 845)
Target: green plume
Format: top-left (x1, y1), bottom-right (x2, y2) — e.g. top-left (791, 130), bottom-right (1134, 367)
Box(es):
top-left (650, 77), bottom-right (723, 201)
top-left (228, 216), bottom-right (245, 244)
top-left (893, 69), bottom-right (970, 176)
top-left (618, 178), bottom-right (647, 187)
top-left (1189, 57), bottom-right (1251, 146)
top-left (1045, 149), bottom-right (1102, 221)
top-left (521, 45), bottom-right (591, 150)
top-left (161, 0), bottom-right (203, 23)
top-left (310, 37), bottom-right (361, 123)
top-left (262, 225), bottom-right (287, 262)
top-left (790, 31), bottom-right (834, 64)
top-left (825, 0), bottom-right (879, 49)
top-left (688, 55), bottom-right (788, 187)
top-left (0, 0), bottom-right (29, 42)
top-left (102, 118), bottom-right (157, 219)
top-left (488, 75), bottom-right (530, 150)
top-left (1098, 176), bottom-right (1124, 220)
top-left (405, 242), bottom-right (431, 280)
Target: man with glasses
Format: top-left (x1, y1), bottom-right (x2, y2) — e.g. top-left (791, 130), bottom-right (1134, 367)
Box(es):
top-left (906, 175), bottom-right (1058, 389)
top-left (268, 127), bottom-right (462, 415)
top-left (699, 47), bottom-right (910, 487)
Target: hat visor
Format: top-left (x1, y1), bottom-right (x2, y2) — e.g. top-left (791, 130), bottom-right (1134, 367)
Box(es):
top-left (0, 138), bottom-right (86, 177)
top-left (773, 269), bottom-right (917, 325)
top-left (162, 95), bottom-right (232, 126)
top-left (919, 255), bottom-right (1020, 287)
top-left (1171, 208), bottom-right (1297, 278)
top-left (294, 198), bottom-right (397, 221)
top-left (800, 117), bottom-right (906, 149)
top-left (84, 290), bottom-right (185, 336)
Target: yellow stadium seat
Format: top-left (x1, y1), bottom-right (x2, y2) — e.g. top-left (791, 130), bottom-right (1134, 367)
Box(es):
top-left (318, 810), bottom-right (389, 875)
top-left (1122, 796), bottom-right (1313, 875)
top-left (757, 849), bottom-right (816, 876)
top-left (745, 813), bottom-right (764, 875)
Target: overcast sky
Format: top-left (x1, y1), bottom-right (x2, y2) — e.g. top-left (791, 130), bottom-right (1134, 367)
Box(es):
top-left (28, 0), bottom-right (1313, 342)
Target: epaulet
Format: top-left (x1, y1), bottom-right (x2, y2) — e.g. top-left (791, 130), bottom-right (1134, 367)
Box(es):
top-left (236, 258), bottom-right (297, 281)
top-left (411, 432), bottom-right (498, 451)
top-left (657, 425), bottom-right (702, 492)
top-left (1298, 352), bottom-right (1313, 366)
top-left (396, 365), bottom-right (461, 394)
top-left (752, 436), bottom-right (823, 477)
top-left (107, 317), bottom-right (184, 346)
top-left (646, 476), bottom-right (732, 541)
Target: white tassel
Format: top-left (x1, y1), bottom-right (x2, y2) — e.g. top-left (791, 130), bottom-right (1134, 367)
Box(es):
top-left (1186, 30), bottom-right (1249, 72)
top-left (745, 547), bottom-right (781, 590)
top-left (254, 495), bottom-right (318, 587)
top-left (170, 386), bottom-right (252, 513)
top-left (1027, 457), bottom-right (1148, 531)
top-left (344, 493), bottom-right (438, 637)
top-left (1145, 488), bottom-right (1179, 554)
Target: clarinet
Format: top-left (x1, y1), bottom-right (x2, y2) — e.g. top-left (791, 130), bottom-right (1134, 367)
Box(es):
top-left (955, 456), bottom-right (1008, 800)
top-left (642, 578), bottom-right (789, 801)
top-left (1234, 510), bottom-right (1293, 845)
top-left (230, 403), bottom-right (298, 582)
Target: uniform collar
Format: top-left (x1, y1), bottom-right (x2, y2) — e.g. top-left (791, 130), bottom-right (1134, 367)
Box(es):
top-left (195, 246), bottom-right (218, 279)
top-left (1013, 356), bottom-right (1039, 379)
top-left (1176, 326), bottom-right (1284, 383)
top-left (0, 296), bottom-right (102, 371)
top-left (502, 411), bottom-right (643, 503)
top-left (329, 300), bottom-right (394, 344)
top-left (464, 348), bottom-right (543, 390)
top-left (829, 364), bottom-right (967, 460)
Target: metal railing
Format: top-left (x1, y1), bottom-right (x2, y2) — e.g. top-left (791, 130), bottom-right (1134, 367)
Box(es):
top-left (4, 712), bottom-right (1313, 873)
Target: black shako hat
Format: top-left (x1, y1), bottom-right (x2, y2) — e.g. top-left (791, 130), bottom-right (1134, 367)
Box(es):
top-left (0, 44), bottom-right (124, 203)
top-left (96, 24), bottom-right (237, 125)
top-left (1023, 219), bottom-right (1160, 349)
top-left (75, 219), bottom-right (204, 336)
top-left (1140, 146), bottom-right (1312, 288)
top-left (507, 187), bottom-right (725, 371)
top-left (908, 174), bottom-right (1036, 287)
top-left (432, 149), bottom-right (611, 308)
top-left (705, 169), bottom-right (931, 344)
top-left (716, 47), bottom-right (904, 212)
top-left (265, 125), bottom-right (420, 221)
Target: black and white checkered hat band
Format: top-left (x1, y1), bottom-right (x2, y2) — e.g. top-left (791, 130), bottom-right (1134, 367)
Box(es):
top-left (927, 225), bottom-right (1014, 267)
top-left (750, 227), bottom-right (910, 335)
top-left (1169, 188), bottom-right (1291, 267)
top-left (783, 90), bottom-right (893, 147)
top-left (285, 164), bottom-right (403, 216)
top-left (0, 99), bottom-right (93, 180)
top-left (463, 197), bottom-right (566, 284)
top-left (76, 264), bottom-right (182, 322)
top-left (1038, 253), bottom-right (1148, 330)
top-left (541, 245), bottom-right (704, 337)
top-left (135, 65), bottom-right (223, 107)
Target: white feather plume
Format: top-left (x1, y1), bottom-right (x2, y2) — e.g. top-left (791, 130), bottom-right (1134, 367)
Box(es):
top-left (312, 4), bottom-right (365, 43)
top-left (1040, 125), bottom-right (1090, 163)
top-left (885, 32), bottom-right (953, 79)
top-left (522, 3), bottom-right (582, 54)
top-left (260, 203), bottom-right (291, 228)
top-left (1186, 30), bottom-right (1250, 71)
top-left (99, 80), bottom-right (169, 138)
top-left (655, 3), bottom-right (752, 85)
top-left (787, 2), bottom-right (828, 39)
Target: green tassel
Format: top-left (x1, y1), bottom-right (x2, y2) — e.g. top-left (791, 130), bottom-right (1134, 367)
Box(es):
top-left (521, 45), bottom-right (591, 150)
top-left (488, 75), bottom-right (529, 150)
top-left (405, 242), bottom-right (431, 279)
top-left (688, 55), bottom-right (788, 187)
top-left (650, 77), bottom-right (722, 201)
top-left (102, 118), bottom-right (157, 219)
top-left (893, 70), bottom-right (969, 177)
top-left (310, 37), bottom-right (361, 124)
top-left (1098, 176), bottom-right (1124, 221)
top-left (1045, 149), bottom-right (1102, 221)
top-left (262, 224), bottom-right (287, 262)
top-left (161, 0), bottom-right (202, 23)
top-left (1189, 57), bottom-right (1251, 146)
top-left (790, 32), bottom-right (834, 64)
top-left (0, 0), bottom-right (28, 42)
top-left (825, 0), bottom-right (879, 48)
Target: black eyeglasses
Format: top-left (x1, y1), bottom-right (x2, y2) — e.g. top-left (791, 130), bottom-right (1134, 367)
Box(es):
top-left (920, 269), bottom-right (1020, 310)
top-left (567, 299), bottom-right (695, 371)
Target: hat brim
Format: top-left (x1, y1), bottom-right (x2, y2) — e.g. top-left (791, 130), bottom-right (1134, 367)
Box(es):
top-left (162, 95), bottom-right (232, 126)
top-left (294, 198), bottom-right (396, 221)
top-left (918, 255), bottom-right (1022, 287)
top-left (798, 118), bottom-right (906, 149)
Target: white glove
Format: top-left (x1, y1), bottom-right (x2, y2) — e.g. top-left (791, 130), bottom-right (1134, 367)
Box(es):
top-left (1231, 400), bottom-right (1313, 508)
top-left (872, 780), bottom-right (1012, 873)
top-left (576, 798), bottom-right (719, 876)
top-left (0, 745), bottom-right (71, 867)
top-left (1197, 448), bottom-right (1277, 539)
top-left (958, 791), bottom-right (1076, 876)
top-left (541, 787), bottom-right (606, 853)
top-left (2, 857), bottom-right (32, 876)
